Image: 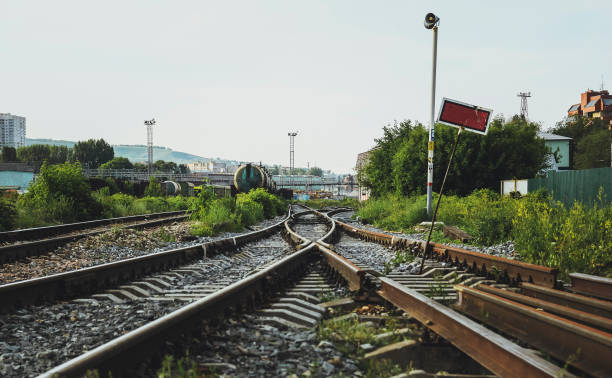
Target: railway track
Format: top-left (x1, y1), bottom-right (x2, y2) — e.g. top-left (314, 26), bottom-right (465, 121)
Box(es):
top-left (0, 210), bottom-right (190, 264)
top-left (0, 205), bottom-right (609, 377)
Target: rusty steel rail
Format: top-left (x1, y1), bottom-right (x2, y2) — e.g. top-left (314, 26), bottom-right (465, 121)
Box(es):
top-left (570, 272), bottom-right (612, 301)
top-left (520, 282), bottom-right (612, 319)
top-left (0, 213), bottom-right (289, 313)
top-left (40, 244), bottom-right (317, 378)
top-left (335, 219), bottom-right (557, 288)
top-left (455, 284), bottom-right (612, 377)
top-left (0, 210), bottom-right (188, 243)
top-left (377, 277), bottom-right (572, 377)
top-left (476, 284), bottom-right (612, 332)
top-left (0, 214), bottom-right (190, 264)
top-left (315, 242), bottom-right (364, 291)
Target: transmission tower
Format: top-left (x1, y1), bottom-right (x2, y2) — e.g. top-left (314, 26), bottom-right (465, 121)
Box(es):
top-left (144, 119), bottom-right (156, 175)
top-left (517, 92), bottom-right (531, 119)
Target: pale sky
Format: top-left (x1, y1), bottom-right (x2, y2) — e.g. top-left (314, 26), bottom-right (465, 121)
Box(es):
top-left (1, 1), bottom-right (610, 173)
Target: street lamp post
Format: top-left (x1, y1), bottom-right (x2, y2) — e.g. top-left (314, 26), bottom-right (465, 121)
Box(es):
top-left (424, 12), bottom-right (440, 216)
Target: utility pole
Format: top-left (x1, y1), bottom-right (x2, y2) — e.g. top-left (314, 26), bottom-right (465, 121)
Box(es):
top-left (288, 131), bottom-right (298, 186)
top-left (517, 92), bottom-right (531, 119)
top-left (144, 119), bottom-right (155, 175)
top-left (424, 12), bottom-right (440, 216)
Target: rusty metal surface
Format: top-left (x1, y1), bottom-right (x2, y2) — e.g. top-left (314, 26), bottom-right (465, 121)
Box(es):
top-left (476, 284), bottom-right (612, 332)
top-left (0, 210), bottom-right (188, 243)
top-left (521, 282), bottom-right (612, 319)
top-left (377, 277), bottom-right (567, 377)
top-left (40, 244), bottom-right (317, 378)
top-left (455, 285), bottom-right (612, 377)
top-left (0, 215), bottom-right (288, 312)
top-left (334, 219), bottom-right (557, 288)
top-left (0, 214), bottom-right (189, 264)
top-left (315, 243), bottom-right (364, 291)
top-left (570, 273), bottom-right (612, 301)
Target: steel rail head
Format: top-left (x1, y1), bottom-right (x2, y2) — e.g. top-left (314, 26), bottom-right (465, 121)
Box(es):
top-left (333, 218), bottom-right (557, 288)
top-left (520, 282), bottom-right (612, 319)
top-left (0, 210), bottom-right (188, 243)
top-left (569, 273), bottom-right (612, 301)
top-left (40, 243), bottom-right (318, 378)
top-left (455, 284), bottom-right (612, 377)
top-left (314, 242), bottom-right (364, 292)
top-left (376, 277), bottom-right (573, 377)
top-left (0, 213), bottom-right (291, 312)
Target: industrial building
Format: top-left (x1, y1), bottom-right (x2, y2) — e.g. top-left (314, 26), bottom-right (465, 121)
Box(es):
top-left (0, 113), bottom-right (26, 149)
top-left (567, 90), bottom-right (612, 127)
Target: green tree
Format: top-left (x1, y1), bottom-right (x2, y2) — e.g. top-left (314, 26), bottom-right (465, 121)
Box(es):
top-left (574, 129), bottom-right (611, 169)
top-left (144, 177), bottom-right (163, 197)
top-left (100, 157), bottom-right (134, 170)
top-left (0, 196), bottom-right (17, 230)
top-left (1, 146), bottom-right (17, 162)
top-left (552, 115), bottom-right (610, 169)
top-left (364, 116), bottom-right (549, 197)
top-left (72, 139), bottom-right (114, 168)
top-left (20, 162), bottom-right (101, 222)
top-left (48, 145), bottom-right (70, 164)
top-left (133, 162), bottom-right (148, 172)
top-left (307, 167), bottom-right (323, 177)
top-left (17, 144), bottom-right (51, 163)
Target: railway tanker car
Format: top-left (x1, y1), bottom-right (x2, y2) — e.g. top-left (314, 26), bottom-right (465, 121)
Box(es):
top-left (233, 163), bottom-right (276, 193)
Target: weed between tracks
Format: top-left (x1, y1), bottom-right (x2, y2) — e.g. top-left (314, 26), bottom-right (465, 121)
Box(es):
top-left (316, 303), bottom-right (415, 378)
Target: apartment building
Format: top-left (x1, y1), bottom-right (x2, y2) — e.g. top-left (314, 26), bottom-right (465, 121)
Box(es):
top-left (568, 90), bottom-right (612, 127)
top-left (0, 113), bottom-right (26, 149)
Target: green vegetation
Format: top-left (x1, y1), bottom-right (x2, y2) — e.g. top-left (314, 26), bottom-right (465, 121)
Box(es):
top-left (18, 162), bottom-right (102, 224)
top-left (552, 116), bottom-right (611, 169)
top-left (357, 190), bottom-right (612, 279)
top-left (72, 138), bottom-right (114, 168)
top-left (0, 194), bottom-right (17, 231)
top-left (157, 354), bottom-right (199, 378)
top-left (190, 188), bottom-right (286, 237)
top-left (1, 146), bottom-right (18, 162)
top-left (361, 116), bottom-right (549, 197)
top-left (99, 156), bottom-right (133, 170)
top-left (3, 162), bottom-right (194, 229)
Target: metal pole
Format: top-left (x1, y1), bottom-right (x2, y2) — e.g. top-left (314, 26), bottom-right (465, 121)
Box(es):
top-left (426, 26), bottom-right (438, 216)
top-left (419, 127), bottom-right (463, 274)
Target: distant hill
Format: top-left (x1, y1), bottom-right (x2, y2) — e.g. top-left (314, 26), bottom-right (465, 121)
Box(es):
top-left (25, 138), bottom-right (238, 165)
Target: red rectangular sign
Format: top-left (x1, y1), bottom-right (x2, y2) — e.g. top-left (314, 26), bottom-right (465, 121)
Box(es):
top-left (437, 98), bottom-right (493, 135)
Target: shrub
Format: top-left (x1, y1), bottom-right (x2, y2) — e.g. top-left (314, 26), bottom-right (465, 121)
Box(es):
top-left (0, 196), bottom-right (17, 231)
top-left (236, 194), bottom-right (264, 226)
top-left (144, 177), bottom-right (163, 197)
top-left (19, 162), bottom-right (101, 223)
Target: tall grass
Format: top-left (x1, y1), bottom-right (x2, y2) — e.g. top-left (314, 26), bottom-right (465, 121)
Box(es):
top-left (357, 189), bottom-right (612, 279)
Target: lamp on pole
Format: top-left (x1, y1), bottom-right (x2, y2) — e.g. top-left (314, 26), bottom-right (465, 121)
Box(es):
top-left (288, 131), bottom-right (298, 187)
top-left (144, 118), bottom-right (156, 176)
top-left (424, 12), bottom-right (440, 216)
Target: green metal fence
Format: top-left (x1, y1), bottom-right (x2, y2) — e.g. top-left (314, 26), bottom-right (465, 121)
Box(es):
top-left (528, 167), bottom-right (611, 207)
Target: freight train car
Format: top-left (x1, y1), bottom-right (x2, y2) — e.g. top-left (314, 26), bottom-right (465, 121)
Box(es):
top-left (233, 163), bottom-right (276, 193)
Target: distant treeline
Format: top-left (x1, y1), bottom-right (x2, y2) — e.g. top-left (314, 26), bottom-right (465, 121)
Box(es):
top-left (1, 139), bottom-right (187, 173)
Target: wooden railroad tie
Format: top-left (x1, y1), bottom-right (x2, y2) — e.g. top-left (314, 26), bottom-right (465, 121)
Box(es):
top-left (443, 225), bottom-right (473, 243)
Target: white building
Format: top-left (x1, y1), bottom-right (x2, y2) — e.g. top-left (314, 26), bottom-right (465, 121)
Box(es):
top-left (0, 113), bottom-right (26, 149)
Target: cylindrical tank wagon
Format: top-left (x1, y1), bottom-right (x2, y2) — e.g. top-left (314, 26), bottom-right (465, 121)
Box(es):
top-left (233, 163), bottom-right (276, 193)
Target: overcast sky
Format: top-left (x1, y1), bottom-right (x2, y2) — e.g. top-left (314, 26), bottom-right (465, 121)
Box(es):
top-left (2, 1), bottom-right (611, 173)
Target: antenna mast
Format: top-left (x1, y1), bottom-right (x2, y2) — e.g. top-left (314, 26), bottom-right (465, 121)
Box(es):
top-left (517, 92), bottom-right (531, 119)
